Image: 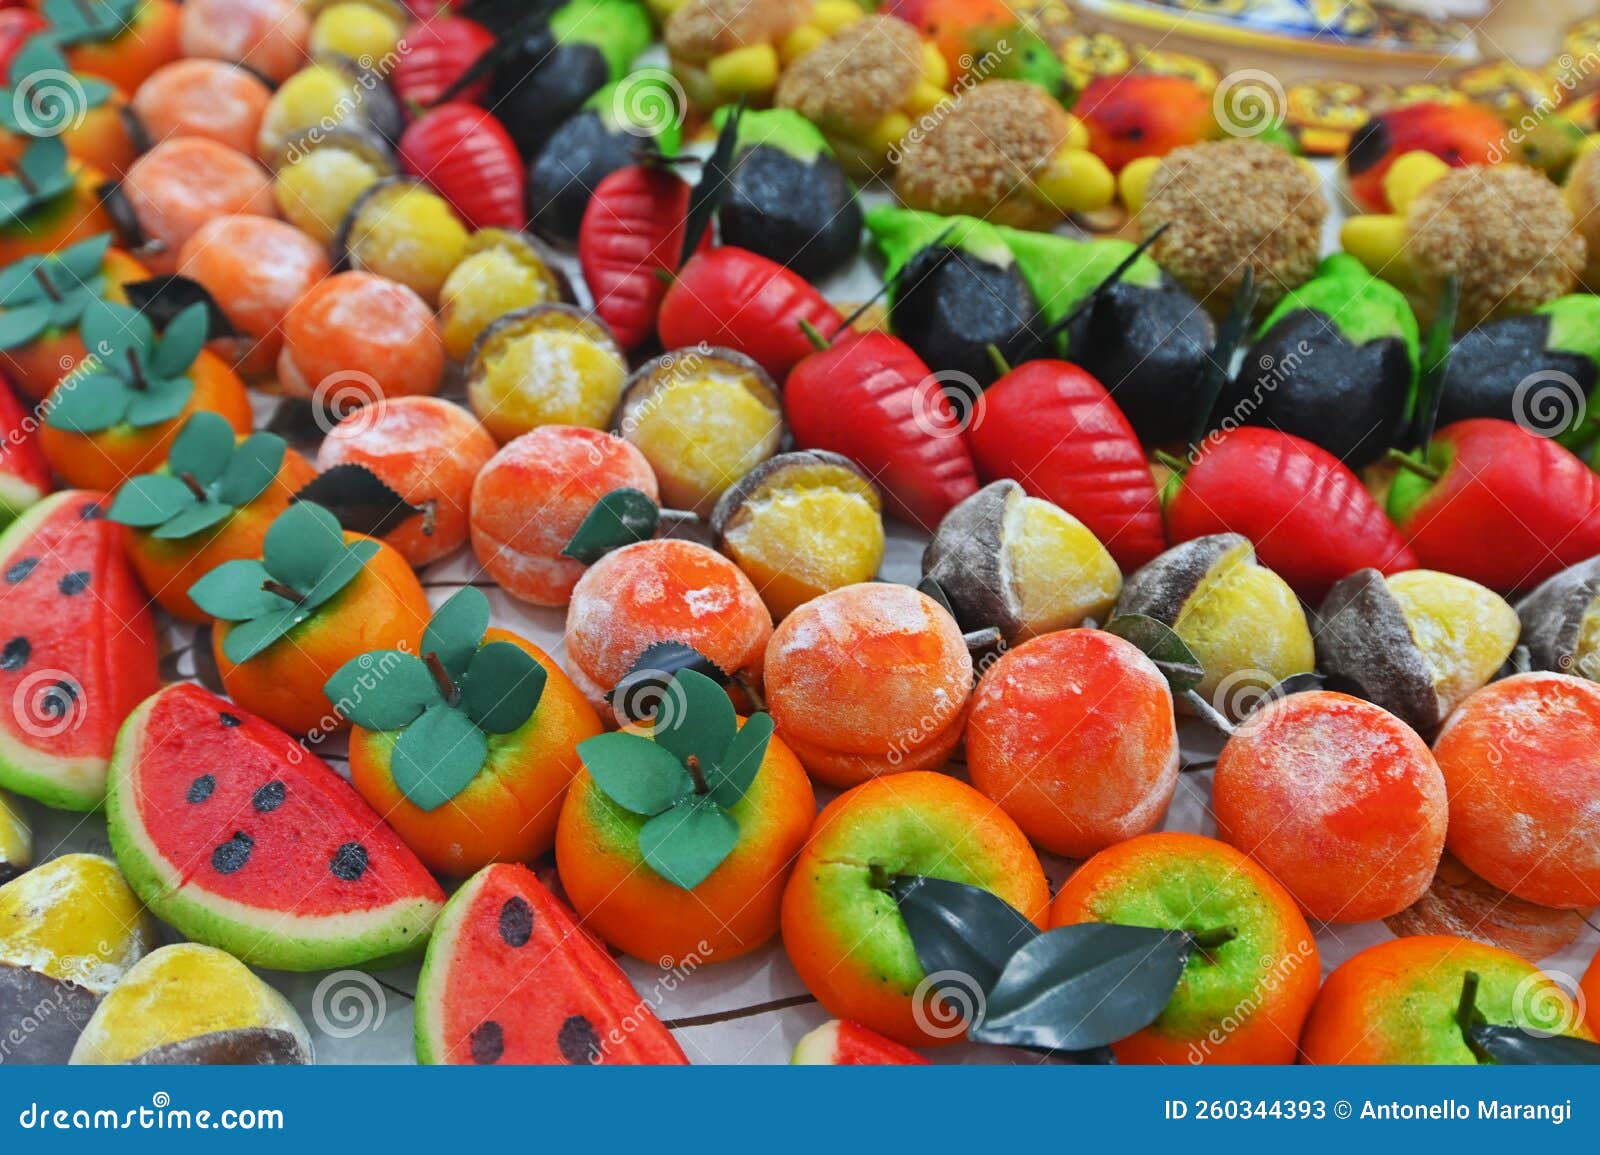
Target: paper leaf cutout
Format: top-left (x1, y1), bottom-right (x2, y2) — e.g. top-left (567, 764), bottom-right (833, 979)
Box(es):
top-left (167, 410), bottom-right (234, 484)
top-left (459, 640), bottom-right (546, 734)
top-left (43, 371), bottom-right (127, 432)
top-left (638, 796), bottom-right (739, 890)
top-left (221, 603), bottom-right (310, 665)
top-left (0, 301), bottom-right (53, 349)
top-left (705, 712), bottom-right (772, 811)
top-left (890, 875), bottom-right (1041, 995)
top-left (578, 731), bottom-right (693, 816)
top-left (390, 702), bottom-right (490, 813)
top-left (263, 501), bottom-right (346, 592)
top-left (107, 473), bottom-right (192, 527)
top-left (301, 539), bottom-right (378, 611)
top-left (969, 924), bottom-right (1192, 1051)
top-left (651, 667), bottom-right (736, 777)
top-left (187, 559), bottom-right (288, 621)
top-left (1103, 614), bottom-right (1205, 693)
top-left (422, 587), bottom-right (491, 682)
top-left (324, 650), bottom-right (441, 732)
top-left (293, 464), bottom-right (426, 540)
top-left (153, 499), bottom-right (235, 540)
top-left (121, 373), bottom-right (192, 428)
top-left (213, 433), bottom-right (286, 508)
top-left (110, 415), bottom-right (286, 540)
top-left (560, 486), bottom-right (659, 565)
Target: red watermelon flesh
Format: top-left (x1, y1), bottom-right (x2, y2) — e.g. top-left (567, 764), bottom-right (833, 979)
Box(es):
top-left (791, 1019), bottom-right (929, 1065)
top-left (0, 380), bottom-right (50, 520)
top-left (0, 490), bottom-right (157, 810)
top-left (108, 683), bottom-right (445, 971)
top-left (416, 863), bottom-right (687, 1065)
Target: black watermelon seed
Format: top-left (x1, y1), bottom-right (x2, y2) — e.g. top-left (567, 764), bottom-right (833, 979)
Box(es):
top-left (219, 712), bottom-right (241, 727)
top-left (57, 571), bottom-right (90, 596)
top-left (0, 637), bottom-right (28, 672)
top-left (252, 780), bottom-right (286, 813)
top-left (557, 1015), bottom-right (602, 1064)
top-left (469, 1021), bottom-right (504, 1064)
top-left (4, 557), bottom-right (36, 583)
top-left (211, 832), bottom-right (253, 874)
top-left (498, 897), bottom-right (533, 947)
top-left (40, 680), bottom-right (77, 717)
top-left (79, 501), bottom-right (103, 520)
top-left (329, 842), bottom-right (368, 881)
top-left (186, 774), bottom-right (215, 803)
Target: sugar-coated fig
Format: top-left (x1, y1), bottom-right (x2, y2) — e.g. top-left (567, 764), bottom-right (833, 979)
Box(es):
top-left (70, 943), bottom-right (312, 1064)
top-left (711, 450), bottom-right (884, 621)
top-left (1316, 568), bottom-right (1520, 733)
top-left (922, 479), bottom-right (1120, 643)
top-left (1115, 533), bottom-right (1314, 715)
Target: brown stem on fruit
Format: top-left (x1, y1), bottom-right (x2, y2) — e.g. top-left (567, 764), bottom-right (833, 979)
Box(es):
top-left (684, 754), bottom-right (709, 796)
top-left (419, 499), bottom-right (437, 538)
top-left (730, 671), bottom-right (765, 713)
top-left (1457, 970), bottom-right (1492, 1063)
top-left (1153, 449), bottom-right (1191, 476)
top-left (963, 626), bottom-right (1003, 654)
top-left (797, 318), bottom-right (830, 351)
top-left (261, 579), bottom-right (306, 605)
top-left (12, 163), bottom-right (36, 197)
top-left (423, 651), bottom-right (458, 706)
top-left (1189, 925), bottom-right (1238, 950)
top-left (31, 266), bottom-right (61, 302)
top-left (178, 471), bottom-right (207, 501)
top-left (985, 343), bottom-right (1012, 380)
top-left (867, 862), bottom-right (895, 892)
top-left (1385, 447), bottom-right (1441, 482)
top-left (1181, 688), bottom-right (1235, 736)
top-left (125, 348), bottom-right (146, 391)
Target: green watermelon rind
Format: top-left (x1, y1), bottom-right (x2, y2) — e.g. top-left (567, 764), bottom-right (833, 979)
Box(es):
top-left (0, 493), bottom-right (114, 812)
top-left (412, 864), bottom-right (490, 1065)
top-left (107, 691), bottom-right (444, 973)
top-left (0, 473), bottom-right (45, 528)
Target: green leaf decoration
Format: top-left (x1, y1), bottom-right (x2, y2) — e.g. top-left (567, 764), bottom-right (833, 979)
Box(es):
top-left (638, 796), bottom-right (739, 890)
top-left (969, 923), bottom-right (1193, 1052)
top-left (292, 464), bottom-right (426, 541)
top-left (680, 98), bottom-right (743, 269)
top-left (147, 302), bottom-right (208, 379)
top-left (108, 414), bottom-right (286, 540)
top-left (1103, 614), bottom-right (1205, 694)
top-left (1465, 1025), bottom-right (1600, 1065)
top-left (578, 731), bottom-right (693, 816)
top-left (123, 275), bottom-right (240, 339)
top-left (40, 0), bottom-right (139, 46)
top-left (389, 702), bottom-right (489, 813)
top-left (459, 640), bottom-right (546, 734)
top-left (323, 651), bottom-right (441, 732)
top-left (0, 40), bottom-right (112, 137)
top-left (560, 487), bottom-right (660, 565)
top-left (43, 299), bottom-right (199, 432)
top-left (421, 586), bottom-right (490, 682)
top-left (1189, 264), bottom-right (1259, 450)
top-left (189, 502), bottom-right (379, 664)
top-left (705, 713), bottom-right (771, 811)
top-left (651, 668), bottom-right (736, 777)
top-left (263, 501), bottom-right (345, 592)
top-left (890, 875), bottom-right (1040, 995)
top-left (0, 233), bottom-right (112, 349)
top-left (1413, 274), bottom-right (1460, 452)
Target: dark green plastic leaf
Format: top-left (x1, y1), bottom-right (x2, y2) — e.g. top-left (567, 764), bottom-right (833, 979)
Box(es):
top-left (607, 641), bottom-right (728, 723)
top-left (889, 875), bottom-right (1039, 995)
top-left (1103, 614), bottom-right (1205, 693)
top-left (80, 298), bottom-right (151, 369)
top-left (0, 302), bottom-right (53, 349)
top-left (107, 473), bottom-right (194, 527)
top-left (1467, 1025), bottom-right (1600, 1065)
top-left (123, 275), bottom-right (239, 339)
top-left (42, 371), bottom-right (128, 432)
top-left (916, 575), bottom-right (955, 619)
top-left (459, 640), bottom-right (546, 734)
top-left (213, 433), bottom-right (286, 507)
top-left (639, 795), bottom-right (739, 889)
top-left (1414, 274), bottom-right (1460, 452)
top-left (301, 539), bottom-right (378, 611)
top-left (18, 137), bottom-right (68, 197)
top-left (422, 587), bottom-right (491, 682)
top-left (167, 411), bottom-right (236, 484)
top-left (263, 502), bottom-right (346, 592)
top-left (390, 701), bottom-right (489, 811)
top-left (559, 486), bottom-right (659, 565)
top-left (292, 464), bottom-right (424, 540)
top-left (324, 651), bottom-right (441, 732)
top-left (152, 499), bottom-right (234, 540)
top-left (148, 302), bottom-right (208, 378)
top-left (221, 603), bottom-right (311, 664)
top-left (679, 98), bottom-right (742, 269)
top-left (1190, 265), bottom-right (1258, 448)
top-left (652, 668), bottom-right (736, 776)
top-left (705, 712), bottom-right (771, 810)
top-left (122, 373), bottom-right (194, 429)
top-left (187, 559), bottom-right (285, 621)
top-left (578, 731), bottom-right (693, 816)
top-left (970, 924), bottom-right (1190, 1051)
